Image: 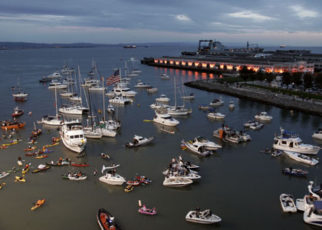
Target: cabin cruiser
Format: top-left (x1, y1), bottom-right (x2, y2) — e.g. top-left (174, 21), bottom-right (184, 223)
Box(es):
top-left (207, 112), bottom-right (225, 120)
top-left (12, 92), bottom-right (28, 101)
top-left (213, 127), bottom-right (240, 144)
top-left (167, 106), bottom-right (191, 116)
top-left (273, 129), bottom-right (320, 155)
top-left (209, 98), bottom-right (224, 107)
top-left (181, 93), bottom-right (195, 100)
top-left (126, 135), bottom-right (154, 148)
top-left (182, 140), bottom-right (213, 157)
top-left (155, 94), bottom-right (170, 103)
top-left (48, 80), bottom-right (68, 89)
top-left (39, 115), bottom-right (63, 126)
top-left (254, 112), bottom-right (272, 121)
top-left (153, 112), bottom-right (179, 127)
top-left (60, 91), bottom-right (73, 97)
top-left (168, 172), bottom-right (201, 181)
top-left (244, 120), bottom-right (263, 130)
top-left (59, 105), bottom-right (87, 115)
top-left (190, 136), bottom-right (221, 150)
top-left (185, 209), bottom-right (222, 224)
top-left (113, 84), bottom-right (137, 97)
top-left (60, 120), bottom-right (87, 153)
top-left (134, 81), bottom-right (151, 88)
top-left (163, 177), bottom-right (193, 187)
top-left (280, 193), bottom-right (297, 213)
top-left (99, 172), bottom-right (126, 185)
top-left (284, 151), bottom-right (319, 166)
top-left (109, 96), bottom-right (133, 105)
top-left (313, 129), bottom-right (322, 140)
top-left (150, 103), bottom-right (168, 110)
top-left (83, 126), bottom-right (103, 139)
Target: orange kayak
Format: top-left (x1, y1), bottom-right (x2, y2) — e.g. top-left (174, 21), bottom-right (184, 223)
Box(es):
top-left (31, 199), bottom-right (45, 211)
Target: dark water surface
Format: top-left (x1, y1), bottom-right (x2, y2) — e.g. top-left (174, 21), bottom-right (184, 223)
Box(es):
top-left (0, 46), bottom-right (321, 230)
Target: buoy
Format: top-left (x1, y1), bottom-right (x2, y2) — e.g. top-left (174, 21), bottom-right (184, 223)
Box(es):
top-left (138, 200), bottom-right (142, 207)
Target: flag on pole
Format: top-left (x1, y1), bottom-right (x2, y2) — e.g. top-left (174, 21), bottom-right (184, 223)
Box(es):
top-left (106, 69), bottom-right (120, 86)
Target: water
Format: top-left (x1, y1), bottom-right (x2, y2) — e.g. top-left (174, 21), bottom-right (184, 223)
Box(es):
top-left (0, 45), bottom-right (321, 230)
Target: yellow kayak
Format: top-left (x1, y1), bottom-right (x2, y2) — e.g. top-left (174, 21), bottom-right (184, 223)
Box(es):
top-left (22, 165), bottom-right (30, 175)
top-left (43, 142), bottom-right (59, 148)
top-left (31, 199), bottom-right (45, 211)
top-left (15, 176), bottom-right (26, 183)
top-left (0, 182), bottom-right (6, 190)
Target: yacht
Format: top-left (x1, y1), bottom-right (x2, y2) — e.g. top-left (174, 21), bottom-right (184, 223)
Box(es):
top-left (98, 121), bottom-right (117, 137)
top-left (163, 177), bottom-right (193, 187)
top-left (273, 129), bottom-right (320, 155)
top-left (254, 112), bottom-right (272, 121)
top-left (60, 120), bottom-right (87, 153)
top-left (185, 209), bottom-right (222, 224)
top-left (134, 81), bottom-right (151, 88)
top-left (113, 84), bottom-right (137, 97)
top-left (244, 120), bottom-right (264, 130)
top-left (167, 106), bottom-right (191, 116)
top-left (182, 140), bottom-right (213, 157)
top-left (284, 151), bottom-right (319, 166)
top-left (126, 135), bottom-right (154, 148)
top-left (207, 112), bottom-right (225, 120)
top-left (155, 94), bottom-right (170, 103)
top-left (83, 126), bottom-right (103, 139)
top-left (99, 172), bottom-right (126, 185)
top-left (109, 96), bottom-right (133, 105)
top-left (153, 112), bottom-right (179, 127)
top-left (313, 129), bottom-right (322, 140)
top-left (39, 115), bottom-right (63, 126)
top-left (191, 136), bottom-right (222, 150)
top-left (59, 105), bottom-right (86, 115)
top-left (48, 80), bottom-right (68, 89)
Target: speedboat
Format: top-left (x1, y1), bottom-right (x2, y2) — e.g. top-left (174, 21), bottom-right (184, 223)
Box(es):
top-left (125, 135), bottom-right (154, 148)
top-left (191, 136), bottom-right (221, 150)
top-left (155, 94), bottom-right (170, 103)
top-left (107, 104), bottom-right (115, 113)
top-left (63, 172), bottom-right (87, 181)
top-left (254, 112), bottom-right (272, 121)
top-left (109, 96), bottom-right (133, 105)
top-left (99, 173), bottom-right (126, 185)
top-left (12, 92), bottom-right (28, 102)
top-left (213, 127), bottom-right (241, 143)
top-left (313, 129), bottom-right (322, 140)
top-left (59, 105), bottom-right (85, 115)
top-left (163, 177), bottom-right (193, 187)
top-left (273, 129), bottom-right (320, 155)
top-left (303, 200), bottom-right (322, 227)
top-left (182, 140), bottom-right (213, 157)
top-left (134, 81), bottom-right (151, 88)
top-left (96, 208), bottom-right (118, 230)
top-left (113, 84), bottom-right (137, 97)
top-left (150, 103), bottom-right (168, 110)
top-left (209, 98), bottom-right (224, 107)
top-left (60, 120), bottom-right (87, 153)
top-left (207, 112), bottom-right (225, 120)
top-left (160, 73), bottom-right (170, 79)
top-left (237, 131), bottom-right (252, 142)
top-left (280, 193), bottom-right (297, 213)
top-left (168, 172), bottom-right (201, 181)
top-left (185, 209), bottom-right (222, 224)
top-left (244, 120), bottom-right (263, 130)
top-left (153, 112), bottom-right (179, 127)
top-left (284, 151), bottom-right (319, 166)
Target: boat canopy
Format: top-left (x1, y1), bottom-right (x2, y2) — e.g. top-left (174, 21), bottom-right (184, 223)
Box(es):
top-left (314, 201), bottom-right (322, 213)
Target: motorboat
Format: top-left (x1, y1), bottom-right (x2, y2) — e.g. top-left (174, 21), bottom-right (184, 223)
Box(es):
top-left (153, 112), bottom-right (179, 127)
top-left (303, 200), bottom-right (322, 227)
top-left (199, 105), bottom-right (210, 111)
top-left (12, 92), bottom-right (28, 102)
top-left (284, 151), bottom-right (319, 166)
top-left (107, 104), bottom-right (115, 113)
top-left (313, 129), bottom-right (322, 140)
top-left (168, 172), bottom-right (201, 181)
top-left (228, 101), bottom-right (235, 109)
top-left (60, 91), bottom-right (73, 97)
top-left (89, 85), bottom-right (105, 92)
top-left (182, 140), bottom-right (213, 157)
top-left (96, 208), bottom-right (118, 230)
top-left (105, 91), bottom-right (115, 98)
top-left (244, 120), bottom-right (264, 130)
top-left (191, 136), bottom-right (221, 150)
top-left (113, 84), bottom-right (137, 97)
top-left (282, 167), bottom-right (308, 177)
top-left (126, 135), bottom-right (154, 148)
top-left (99, 125), bottom-right (117, 137)
top-left (207, 112), bottom-right (225, 120)
top-left (273, 129), bottom-right (320, 155)
top-left (109, 96), bottom-right (133, 105)
top-left (99, 172), bottom-right (126, 185)
top-left (147, 87), bottom-right (158, 93)
top-left (12, 106), bottom-right (24, 117)
top-left (39, 115), bottom-right (63, 126)
top-left (99, 120), bottom-right (120, 131)
top-left (60, 120), bottom-right (87, 153)
top-left (84, 126), bottom-right (103, 139)
top-left (160, 73), bottom-right (170, 79)
top-left (69, 95), bottom-right (82, 102)
top-left (213, 127), bottom-right (240, 144)
top-left (48, 80), bottom-right (68, 89)
top-left (254, 112), bottom-right (272, 121)
top-left (59, 105), bottom-right (84, 115)
top-left (1, 121), bottom-right (25, 130)
top-left (163, 177), bottom-right (193, 187)
top-left (150, 103), bottom-right (168, 110)
top-left (134, 81), bottom-right (151, 88)
top-left (63, 172), bottom-right (87, 181)
top-left (237, 131), bottom-right (252, 142)
top-left (155, 94), bottom-right (170, 103)
top-left (167, 106), bottom-right (191, 116)
top-left (181, 93), bottom-right (195, 100)
top-left (280, 193), bottom-right (297, 213)
top-left (209, 98), bottom-right (224, 107)
top-left (185, 209), bottom-right (222, 224)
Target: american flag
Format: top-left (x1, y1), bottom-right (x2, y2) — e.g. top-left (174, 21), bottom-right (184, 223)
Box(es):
top-left (106, 69), bottom-right (120, 86)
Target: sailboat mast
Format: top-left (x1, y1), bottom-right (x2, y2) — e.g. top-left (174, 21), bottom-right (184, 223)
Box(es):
top-left (55, 87), bottom-right (58, 117)
top-left (174, 77), bottom-right (177, 107)
top-left (102, 77), bottom-right (106, 121)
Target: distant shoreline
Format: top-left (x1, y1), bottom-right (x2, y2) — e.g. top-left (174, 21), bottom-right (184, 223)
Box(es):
top-left (185, 80), bottom-right (322, 116)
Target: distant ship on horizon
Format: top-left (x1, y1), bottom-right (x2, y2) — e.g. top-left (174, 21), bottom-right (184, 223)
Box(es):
top-left (123, 44), bottom-right (136, 48)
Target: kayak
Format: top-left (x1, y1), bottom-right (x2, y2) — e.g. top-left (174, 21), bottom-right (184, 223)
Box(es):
top-left (124, 185), bottom-right (134, 192)
top-left (33, 154), bottom-right (48, 159)
top-left (31, 199), bottom-right (45, 211)
top-left (0, 172), bottom-right (10, 179)
top-left (138, 205), bottom-right (157, 216)
top-left (43, 142), bottom-right (59, 148)
top-left (24, 146), bottom-right (37, 151)
top-left (32, 165), bottom-right (51, 173)
top-left (46, 160), bottom-right (70, 166)
top-left (71, 163), bottom-right (89, 167)
top-left (22, 165), bottom-right (30, 174)
top-left (15, 176), bottom-right (26, 183)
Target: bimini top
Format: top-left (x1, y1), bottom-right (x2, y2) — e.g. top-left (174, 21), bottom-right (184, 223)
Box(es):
top-left (313, 201), bottom-right (322, 212)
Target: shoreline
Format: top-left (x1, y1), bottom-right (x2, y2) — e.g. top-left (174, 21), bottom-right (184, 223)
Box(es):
top-left (184, 80), bottom-right (322, 117)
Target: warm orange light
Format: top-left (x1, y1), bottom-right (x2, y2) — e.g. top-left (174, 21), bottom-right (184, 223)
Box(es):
top-left (202, 63), bottom-right (207, 68)
top-left (265, 68), bottom-right (272, 73)
top-left (201, 73), bottom-right (207, 79)
top-left (181, 61), bottom-right (186, 66)
top-left (220, 64), bottom-right (224, 69)
top-left (247, 66), bottom-right (252, 70)
top-left (188, 62), bottom-right (193, 66)
top-left (169, 60), bottom-right (174, 65)
top-left (209, 64), bottom-right (215, 68)
top-left (194, 62), bottom-right (199, 67)
top-left (175, 61), bottom-right (180, 65)
top-left (160, 60), bottom-right (163, 64)
top-left (164, 60), bottom-right (167, 64)
top-left (209, 73), bottom-right (214, 79)
top-left (154, 59), bottom-right (159, 63)
top-left (227, 65), bottom-right (233, 70)
top-left (253, 67), bottom-right (259, 72)
top-left (236, 66), bottom-right (241, 71)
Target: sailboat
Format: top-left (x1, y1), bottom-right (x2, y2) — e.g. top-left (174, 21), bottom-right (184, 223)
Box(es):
top-left (38, 87), bottom-right (63, 126)
top-left (12, 78), bottom-right (28, 102)
top-left (88, 61), bottom-right (105, 92)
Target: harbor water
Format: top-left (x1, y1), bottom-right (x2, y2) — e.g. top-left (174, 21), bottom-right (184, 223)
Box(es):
top-left (0, 45), bottom-right (321, 230)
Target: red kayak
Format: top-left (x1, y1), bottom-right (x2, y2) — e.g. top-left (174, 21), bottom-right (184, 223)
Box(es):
top-left (71, 163), bottom-right (89, 167)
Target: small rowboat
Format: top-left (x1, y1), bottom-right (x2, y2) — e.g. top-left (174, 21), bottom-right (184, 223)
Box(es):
top-left (71, 163), bottom-right (89, 167)
top-left (138, 205), bottom-right (157, 216)
top-left (280, 193), bottom-right (297, 213)
top-left (31, 199), bottom-right (45, 211)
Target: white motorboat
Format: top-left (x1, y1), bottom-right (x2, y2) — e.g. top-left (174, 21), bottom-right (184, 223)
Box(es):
top-left (47, 71), bottom-right (62, 79)
top-left (60, 120), bottom-right (87, 153)
top-left (69, 95), bottom-right (82, 102)
top-left (153, 112), bottom-right (179, 127)
top-left (168, 173), bottom-right (201, 181)
top-left (209, 98), bottom-right (224, 106)
top-left (182, 140), bottom-right (213, 157)
top-left (160, 73), bottom-right (170, 79)
top-left (126, 135), bottom-right (154, 148)
top-left (0, 171), bottom-right (9, 179)
top-left (107, 104), bottom-right (115, 113)
top-left (284, 151), bottom-right (319, 166)
top-left (237, 131), bottom-right (252, 142)
top-left (39, 88), bottom-right (63, 126)
top-left (155, 94), bottom-right (170, 103)
top-left (12, 92), bottom-right (28, 101)
top-left (99, 173), bottom-right (126, 185)
top-left (280, 193), bottom-right (297, 213)
top-left (207, 112), bottom-right (225, 120)
top-left (105, 91), bottom-right (115, 98)
top-left (228, 101), bottom-right (235, 109)
top-left (98, 121), bottom-right (117, 137)
top-left (60, 91), bottom-right (73, 97)
top-left (246, 121), bottom-right (264, 130)
top-left (150, 103), bottom-right (168, 110)
top-left (167, 106), bottom-right (191, 116)
top-left (313, 129), bottom-right (322, 140)
top-left (113, 84), bottom-right (137, 97)
top-left (147, 87), bottom-right (158, 93)
top-left (134, 81), bottom-right (151, 88)
top-left (181, 93), bottom-right (195, 100)
top-left (303, 200), bottom-right (322, 227)
top-left (59, 106), bottom-right (84, 115)
top-left (185, 209), bottom-right (222, 224)
top-left (65, 173), bottom-right (87, 181)
top-left (84, 126), bottom-right (103, 139)
top-left (48, 80), bottom-right (68, 89)
top-left (88, 86), bottom-right (105, 92)
top-left (273, 129), bottom-right (320, 155)
top-left (109, 96), bottom-right (133, 105)
top-left (162, 177), bottom-right (193, 187)
top-left (254, 112), bottom-right (273, 121)
top-left (191, 136), bottom-right (221, 150)
top-left (213, 127), bottom-right (241, 143)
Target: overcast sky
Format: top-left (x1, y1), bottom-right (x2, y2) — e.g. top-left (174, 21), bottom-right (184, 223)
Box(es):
top-left (0, 0), bottom-right (321, 45)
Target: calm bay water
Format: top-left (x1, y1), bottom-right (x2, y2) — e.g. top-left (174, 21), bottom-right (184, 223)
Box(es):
top-left (0, 45), bottom-right (321, 230)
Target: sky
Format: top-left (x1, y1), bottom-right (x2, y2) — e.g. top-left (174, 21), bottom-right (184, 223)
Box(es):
top-left (0, 0), bottom-right (321, 46)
